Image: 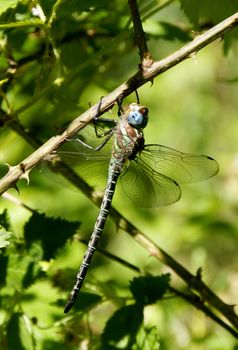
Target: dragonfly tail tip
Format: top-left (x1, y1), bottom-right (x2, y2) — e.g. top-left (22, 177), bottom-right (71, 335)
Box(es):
top-left (64, 295), bottom-right (76, 313)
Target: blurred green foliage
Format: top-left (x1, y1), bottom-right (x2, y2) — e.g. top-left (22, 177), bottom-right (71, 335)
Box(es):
top-left (0, 0), bottom-right (238, 349)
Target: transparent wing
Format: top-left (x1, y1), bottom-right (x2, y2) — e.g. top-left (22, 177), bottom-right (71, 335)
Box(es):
top-left (120, 160), bottom-right (181, 208)
top-left (138, 144), bottom-right (219, 184)
top-left (120, 143), bottom-right (218, 208)
top-left (57, 125), bottom-right (114, 189)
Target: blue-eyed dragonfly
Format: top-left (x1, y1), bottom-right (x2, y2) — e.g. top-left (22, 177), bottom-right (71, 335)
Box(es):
top-left (59, 103), bottom-right (219, 313)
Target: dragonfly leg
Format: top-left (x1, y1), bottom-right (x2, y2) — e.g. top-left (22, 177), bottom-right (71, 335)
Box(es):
top-left (93, 117), bottom-right (117, 141)
top-left (67, 96), bottom-right (116, 150)
top-left (91, 96), bottom-right (118, 138)
top-left (116, 97), bottom-right (124, 116)
top-left (68, 127), bottom-right (115, 151)
top-left (135, 89), bottom-right (140, 104)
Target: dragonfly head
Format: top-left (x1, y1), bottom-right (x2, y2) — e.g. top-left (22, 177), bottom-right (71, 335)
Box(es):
top-left (126, 103), bottom-right (148, 129)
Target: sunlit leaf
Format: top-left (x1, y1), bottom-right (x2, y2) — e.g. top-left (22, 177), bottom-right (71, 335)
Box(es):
top-left (0, 1), bottom-right (24, 16)
top-left (7, 254), bottom-right (33, 291)
top-left (136, 326), bottom-right (160, 350)
top-left (0, 227), bottom-right (11, 248)
top-left (22, 260), bottom-right (45, 289)
top-left (6, 312), bottom-right (34, 350)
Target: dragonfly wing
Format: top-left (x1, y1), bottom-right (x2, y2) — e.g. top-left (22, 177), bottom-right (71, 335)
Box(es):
top-left (56, 125), bottom-right (113, 189)
top-left (58, 151), bottom-right (110, 189)
top-left (139, 144), bottom-right (219, 184)
top-left (120, 159), bottom-right (181, 208)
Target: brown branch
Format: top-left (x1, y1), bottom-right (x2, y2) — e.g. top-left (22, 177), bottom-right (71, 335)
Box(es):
top-left (169, 287), bottom-right (238, 339)
top-left (128, 0), bottom-right (153, 66)
top-left (1, 12), bottom-right (238, 194)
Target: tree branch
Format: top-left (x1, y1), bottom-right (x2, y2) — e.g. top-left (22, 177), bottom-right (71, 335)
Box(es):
top-left (0, 12), bottom-right (238, 194)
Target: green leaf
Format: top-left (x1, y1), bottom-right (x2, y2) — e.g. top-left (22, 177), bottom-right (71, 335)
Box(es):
top-left (136, 326), bottom-right (160, 350)
top-left (24, 212), bottom-right (80, 260)
top-left (0, 227), bottom-right (11, 248)
top-left (180, 0), bottom-right (238, 53)
top-left (0, 0), bottom-right (30, 16)
top-left (6, 312), bottom-right (34, 350)
top-left (101, 304), bottom-right (143, 348)
top-left (22, 261), bottom-right (46, 289)
top-left (180, 0), bottom-right (238, 25)
top-left (0, 209), bottom-right (11, 231)
top-left (145, 20), bottom-right (191, 42)
top-left (7, 254), bottom-right (34, 291)
top-left (130, 274), bottom-right (170, 306)
top-left (0, 0), bottom-right (22, 15)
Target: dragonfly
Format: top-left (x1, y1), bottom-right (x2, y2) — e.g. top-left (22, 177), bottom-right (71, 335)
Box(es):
top-left (60, 102), bottom-right (219, 313)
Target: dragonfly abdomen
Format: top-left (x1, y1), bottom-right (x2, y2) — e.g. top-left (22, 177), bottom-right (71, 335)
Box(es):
top-left (64, 166), bottom-right (121, 313)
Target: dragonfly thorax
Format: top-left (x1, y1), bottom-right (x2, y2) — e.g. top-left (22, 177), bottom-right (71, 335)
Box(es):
top-left (113, 106), bottom-right (145, 162)
top-left (126, 103), bottom-right (148, 129)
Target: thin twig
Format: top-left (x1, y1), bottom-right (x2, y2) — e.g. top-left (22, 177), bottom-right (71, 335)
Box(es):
top-left (169, 287), bottom-right (238, 339)
top-left (128, 0), bottom-right (153, 66)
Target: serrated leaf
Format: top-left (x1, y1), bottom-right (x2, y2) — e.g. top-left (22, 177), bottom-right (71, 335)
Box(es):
top-left (6, 312), bottom-right (34, 350)
top-left (22, 261), bottom-right (46, 289)
top-left (24, 212), bottom-right (80, 260)
top-left (101, 304), bottom-right (143, 347)
top-left (0, 209), bottom-right (11, 231)
top-left (130, 274), bottom-right (170, 306)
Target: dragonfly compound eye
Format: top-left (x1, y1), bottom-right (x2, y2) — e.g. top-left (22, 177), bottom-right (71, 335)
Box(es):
top-left (127, 105), bottom-right (148, 129)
